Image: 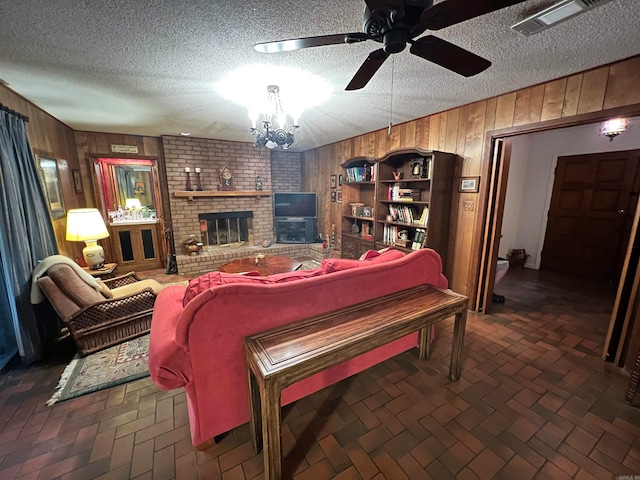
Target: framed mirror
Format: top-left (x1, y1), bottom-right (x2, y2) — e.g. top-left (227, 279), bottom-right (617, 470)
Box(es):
top-left (92, 158), bottom-right (161, 221)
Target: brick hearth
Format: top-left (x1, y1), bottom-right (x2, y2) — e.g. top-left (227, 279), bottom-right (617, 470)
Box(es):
top-left (177, 242), bottom-right (329, 276)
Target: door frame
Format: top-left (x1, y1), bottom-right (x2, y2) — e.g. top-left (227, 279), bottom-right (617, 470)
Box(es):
top-left (470, 105), bottom-right (640, 309)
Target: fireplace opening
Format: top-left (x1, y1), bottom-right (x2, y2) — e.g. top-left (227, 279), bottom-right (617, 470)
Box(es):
top-left (199, 211), bottom-right (253, 247)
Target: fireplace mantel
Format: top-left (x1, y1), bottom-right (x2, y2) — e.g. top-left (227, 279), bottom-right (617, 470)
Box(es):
top-left (174, 190), bottom-right (272, 203)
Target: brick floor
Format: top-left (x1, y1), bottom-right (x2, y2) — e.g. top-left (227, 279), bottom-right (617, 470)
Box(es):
top-left (2, 267), bottom-right (640, 479)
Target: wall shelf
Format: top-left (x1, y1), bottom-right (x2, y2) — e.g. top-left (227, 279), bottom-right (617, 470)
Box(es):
top-left (174, 190), bottom-right (272, 202)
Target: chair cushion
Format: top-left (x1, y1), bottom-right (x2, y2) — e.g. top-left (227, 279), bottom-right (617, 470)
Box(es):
top-left (96, 279), bottom-right (114, 298)
top-left (37, 276), bottom-right (81, 320)
top-left (46, 264), bottom-right (105, 307)
top-left (111, 279), bottom-right (166, 298)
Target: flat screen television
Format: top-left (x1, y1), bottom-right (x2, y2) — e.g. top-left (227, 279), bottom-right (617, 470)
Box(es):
top-left (274, 192), bottom-right (317, 218)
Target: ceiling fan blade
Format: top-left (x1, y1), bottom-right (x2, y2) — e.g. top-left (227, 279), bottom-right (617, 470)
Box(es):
top-left (364, 0), bottom-right (405, 20)
top-left (254, 33), bottom-right (369, 53)
top-left (421, 0), bottom-right (529, 30)
top-left (346, 49), bottom-right (390, 91)
top-left (410, 35), bottom-right (491, 77)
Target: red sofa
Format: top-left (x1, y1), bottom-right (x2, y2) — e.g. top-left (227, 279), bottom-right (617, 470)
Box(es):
top-left (149, 248), bottom-right (448, 448)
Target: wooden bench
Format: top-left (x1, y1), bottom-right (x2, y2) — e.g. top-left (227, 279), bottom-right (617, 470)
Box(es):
top-left (243, 284), bottom-right (469, 479)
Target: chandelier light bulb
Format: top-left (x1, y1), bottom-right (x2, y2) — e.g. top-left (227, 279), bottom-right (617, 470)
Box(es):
top-left (249, 84), bottom-right (299, 150)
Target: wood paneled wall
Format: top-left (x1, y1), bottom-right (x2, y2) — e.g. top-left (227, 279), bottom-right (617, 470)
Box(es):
top-left (0, 85), bottom-right (82, 259)
top-left (302, 56), bottom-right (640, 296)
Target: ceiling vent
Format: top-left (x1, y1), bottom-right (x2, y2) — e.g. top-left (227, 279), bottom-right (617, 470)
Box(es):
top-left (511, 0), bottom-right (615, 35)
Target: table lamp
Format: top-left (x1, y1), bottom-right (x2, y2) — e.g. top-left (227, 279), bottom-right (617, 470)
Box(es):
top-left (66, 208), bottom-right (110, 269)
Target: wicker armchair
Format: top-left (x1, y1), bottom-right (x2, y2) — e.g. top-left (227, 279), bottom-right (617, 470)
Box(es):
top-left (37, 264), bottom-right (165, 356)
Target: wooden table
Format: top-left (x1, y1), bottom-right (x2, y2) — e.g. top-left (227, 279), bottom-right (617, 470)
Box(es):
top-left (82, 262), bottom-right (118, 278)
top-left (244, 284), bottom-right (468, 479)
top-left (219, 255), bottom-right (301, 276)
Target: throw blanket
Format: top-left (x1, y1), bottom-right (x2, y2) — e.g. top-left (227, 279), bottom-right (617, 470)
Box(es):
top-left (31, 255), bottom-right (104, 304)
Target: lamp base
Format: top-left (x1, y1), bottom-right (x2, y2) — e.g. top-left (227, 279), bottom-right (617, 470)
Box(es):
top-left (83, 243), bottom-right (105, 270)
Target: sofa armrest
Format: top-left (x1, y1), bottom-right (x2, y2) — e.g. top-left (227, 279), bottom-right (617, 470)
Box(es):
top-left (149, 286), bottom-right (192, 390)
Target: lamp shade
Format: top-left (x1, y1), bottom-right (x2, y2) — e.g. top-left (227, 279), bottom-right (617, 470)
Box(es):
top-left (125, 198), bottom-right (142, 210)
top-left (66, 208), bottom-right (109, 242)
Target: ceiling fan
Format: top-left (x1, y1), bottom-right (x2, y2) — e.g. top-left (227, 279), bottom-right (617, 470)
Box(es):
top-left (255, 0), bottom-right (529, 90)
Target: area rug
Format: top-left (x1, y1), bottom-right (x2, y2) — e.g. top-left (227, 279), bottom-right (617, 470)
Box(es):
top-left (46, 334), bottom-right (150, 406)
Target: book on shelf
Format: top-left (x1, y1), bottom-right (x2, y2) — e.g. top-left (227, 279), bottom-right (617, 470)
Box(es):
top-left (383, 224), bottom-right (398, 245)
top-left (411, 228), bottom-right (427, 250)
top-left (345, 165), bottom-right (372, 182)
top-left (389, 204), bottom-right (415, 224)
top-left (388, 185), bottom-right (421, 202)
top-left (418, 206), bottom-right (429, 226)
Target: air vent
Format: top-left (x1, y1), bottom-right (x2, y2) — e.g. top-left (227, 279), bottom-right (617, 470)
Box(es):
top-left (511, 0), bottom-right (615, 36)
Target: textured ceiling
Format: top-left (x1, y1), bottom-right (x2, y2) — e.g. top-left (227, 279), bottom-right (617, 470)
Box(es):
top-left (1, 0), bottom-right (639, 151)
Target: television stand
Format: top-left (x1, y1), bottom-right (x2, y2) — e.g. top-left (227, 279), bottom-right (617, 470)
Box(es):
top-left (275, 218), bottom-right (316, 244)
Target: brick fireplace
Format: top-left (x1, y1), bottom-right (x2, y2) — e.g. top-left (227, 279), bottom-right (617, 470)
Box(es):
top-left (199, 211), bottom-right (253, 246)
top-left (162, 136), bottom-right (314, 275)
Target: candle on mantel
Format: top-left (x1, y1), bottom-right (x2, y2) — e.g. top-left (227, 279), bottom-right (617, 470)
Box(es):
top-left (195, 167), bottom-right (201, 173)
top-left (185, 167), bottom-right (190, 173)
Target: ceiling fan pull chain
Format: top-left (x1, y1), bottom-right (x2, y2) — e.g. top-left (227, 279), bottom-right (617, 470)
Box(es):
top-left (388, 56), bottom-right (395, 135)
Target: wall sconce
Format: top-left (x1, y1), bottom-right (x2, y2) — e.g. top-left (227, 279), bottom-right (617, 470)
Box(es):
top-left (600, 117), bottom-right (630, 142)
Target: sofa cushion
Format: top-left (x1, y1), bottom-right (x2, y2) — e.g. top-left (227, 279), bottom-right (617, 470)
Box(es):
top-left (321, 248), bottom-right (405, 273)
top-left (183, 272), bottom-right (272, 306)
top-left (358, 247), bottom-right (394, 260)
top-left (183, 267), bottom-right (324, 306)
top-left (264, 268), bottom-right (324, 283)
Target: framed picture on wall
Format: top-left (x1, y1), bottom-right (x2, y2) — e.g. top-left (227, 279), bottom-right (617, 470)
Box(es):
top-left (459, 176), bottom-right (480, 193)
top-left (338, 174), bottom-right (343, 186)
top-left (38, 157), bottom-right (65, 219)
top-left (330, 175), bottom-right (337, 189)
top-left (331, 191), bottom-right (336, 202)
top-left (134, 181), bottom-right (146, 194)
top-left (72, 169), bottom-right (83, 194)
top-left (337, 191), bottom-right (342, 203)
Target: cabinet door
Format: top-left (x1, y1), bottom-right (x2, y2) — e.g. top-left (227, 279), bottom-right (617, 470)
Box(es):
top-left (342, 235), bottom-right (358, 259)
top-left (356, 240), bottom-right (372, 259)
top-left (110, 223), bottom-right (163, 271)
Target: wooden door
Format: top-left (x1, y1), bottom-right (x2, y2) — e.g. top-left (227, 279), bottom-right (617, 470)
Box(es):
top-left (541, 151), bottom-right (640, 282)
top-left (476, 139), bottom-right (511, 313)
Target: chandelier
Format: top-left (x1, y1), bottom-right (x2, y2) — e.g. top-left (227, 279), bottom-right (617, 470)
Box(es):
top-left (250, 85), bottom-right (299, 150)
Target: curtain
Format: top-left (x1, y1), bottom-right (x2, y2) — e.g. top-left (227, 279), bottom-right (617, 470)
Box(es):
top-left (0, 106), bottom-right (58, 364)
top-left (115, 166), bottom-right (135, 208)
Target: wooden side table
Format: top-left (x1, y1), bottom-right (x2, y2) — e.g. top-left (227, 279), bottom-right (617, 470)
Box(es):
top-left (82, 263), bottom-right (118, 278)
top-left (244, 284), bottom-right (468, 479)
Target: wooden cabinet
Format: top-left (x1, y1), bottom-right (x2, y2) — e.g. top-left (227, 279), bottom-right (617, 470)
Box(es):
top-left (341, 233), bottom-right (376, 260)
top-left (340, 149), bottom-right (459, 272)
top-left (109, 222), bottom-right (163, 271)
top-left (340, 157), bottom-right (376, 258)
top-left (376, 149), bottom-right (458, 272)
